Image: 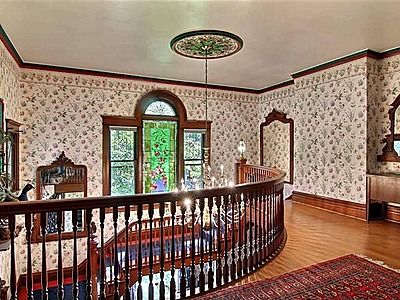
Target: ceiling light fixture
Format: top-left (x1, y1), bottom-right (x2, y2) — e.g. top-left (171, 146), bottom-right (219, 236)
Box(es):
top-left (170, 30), bottom-right (243, 188)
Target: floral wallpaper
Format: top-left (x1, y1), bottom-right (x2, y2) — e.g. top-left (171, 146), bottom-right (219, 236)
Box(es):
top-left (2, 32), bottom-right (400, 290)
top-left (9, 69), bottom-right (260, 276)
top-left (367, 55), bottom-right (400, 173)
top-left (262, 121), bottom-right (290, 182)
top-left (18, 70), bottom-right (260, 196)
top-left (0, 42), bottom-right (21, 286)
top-left (260, 58), bottom-right (368, 204)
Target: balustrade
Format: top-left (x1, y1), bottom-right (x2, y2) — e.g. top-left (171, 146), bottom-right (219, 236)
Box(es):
top-left (0, 164), bottom-right (285, 299)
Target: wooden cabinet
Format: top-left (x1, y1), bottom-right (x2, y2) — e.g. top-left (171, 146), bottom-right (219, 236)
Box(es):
top-left (367, 173), bottom-right (400, 222)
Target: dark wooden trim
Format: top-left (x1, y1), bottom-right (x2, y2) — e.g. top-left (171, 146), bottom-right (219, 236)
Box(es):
top-left (292, 191), bottom-right (366, 221)
top-left (0, 25), bottom-right (23, 66)
top-left (102, 92), bottom-right (213, 196)
top-left (0, 178), bottom-right (285, 216)
top-left (2, 25), bottom-right (400, 94)
top-left (22, 62), bottom-right (261, 94)
top-left (260, 109), bottom-right (294, 184)
top-left (291, 49), bottom-right (381, 79)
top-left (101, 115), bottom-right (140, 127)
top-left (134, 90), bottom-right (188, 122)
top-left (258, 79), bottom-right (294, 93)
top-left (386, 204), bottom-right (400, 223)
top-left (378, 94), bottom-right (400, 162)
top-left (17, 259), bottom-right (87, 295)
top-left (380, 46), bottom-right (400, 59)
top-left (5, 118), bottom-right (21, 191)
top-left (33, 152), bottom-right (88, 243)
top-left (0, 24), bottom-right (259, 94)
top-left (102, 123), bottom-right (110, 197)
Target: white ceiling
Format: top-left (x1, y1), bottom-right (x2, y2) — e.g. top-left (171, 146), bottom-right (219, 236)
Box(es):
top-left (1, 0), bottom-right (400, 90)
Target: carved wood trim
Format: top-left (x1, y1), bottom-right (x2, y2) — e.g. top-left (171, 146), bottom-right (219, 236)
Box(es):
top-left (5, 118), bottom-right (21, 191)
top-left (292, 191), bottom-right (366, 221)
top-left (102, 90), bottom-right (212, 196)
top-left (378, 94), bottom-right (400, 162)
top-left (260, 109), bottom-right (294, 184)
top-left (33, 152), bottom-right (88, 243)
top-left (386, 204), bottom-right (400, 223)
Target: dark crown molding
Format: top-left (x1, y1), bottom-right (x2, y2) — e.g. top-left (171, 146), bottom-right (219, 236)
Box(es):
top-left (2, 24), bottom-right (400, 94)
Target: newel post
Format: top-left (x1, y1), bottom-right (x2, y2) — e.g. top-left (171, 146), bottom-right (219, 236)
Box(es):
top-left (90, 222), bottom-right (99, 299)
top-left (235, 158), bottom-right (247, 184)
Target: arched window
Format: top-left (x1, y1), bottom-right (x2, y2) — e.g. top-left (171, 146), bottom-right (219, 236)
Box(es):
top-left (144, 100), bottom-right (176, 116)
top-left (102, 90), bottom-right (211, 195)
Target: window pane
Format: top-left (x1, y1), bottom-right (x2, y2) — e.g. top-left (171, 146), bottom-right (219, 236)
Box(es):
top-left (143, 121), bottom-right (177, 193)
top-left (111, 161), bottom-right (135, 195)
top-left (144, 100), bottom-right (176, 116)
top-left (184, 131), bottom-right (203, 160)
top-left (184, 164), bottom-right (203, 189)
top-left (110, 128), bottom-right (135, 161)
top-left (395, 141), bottom-right (400, 155)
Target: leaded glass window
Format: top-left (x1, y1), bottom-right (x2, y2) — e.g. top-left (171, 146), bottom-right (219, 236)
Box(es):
top-left (110, 126), bottom-right (136, 195)
top-left (184, 130), bottom-right (205, 189)
top-left (144, 100), bottom-right (176, 116)
top-left (143, 120), bottom-right (177, 193)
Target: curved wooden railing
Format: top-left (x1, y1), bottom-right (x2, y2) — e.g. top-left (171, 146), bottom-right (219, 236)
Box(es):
top-left (0, 164), bottom-right (286, 300)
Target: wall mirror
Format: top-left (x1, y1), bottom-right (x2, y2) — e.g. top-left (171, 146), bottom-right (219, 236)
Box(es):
top-left (260, 109), bottom-right (294, 184)
top-left (378, 94), bottom-right (400, 162)
top-left (33, 151), bottom-right (87, 242)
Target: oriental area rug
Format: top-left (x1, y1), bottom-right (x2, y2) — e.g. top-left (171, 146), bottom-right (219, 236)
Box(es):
top-left (199, 254), bottom-right (400, 299)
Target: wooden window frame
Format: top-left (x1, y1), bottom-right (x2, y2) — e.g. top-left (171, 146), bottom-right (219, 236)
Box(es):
top-left (102, 90), bottom-right (211, 196)
top-left (183, 129), bottom-right (207, 188)
top-left (5, 119), bottom-right (21, 191)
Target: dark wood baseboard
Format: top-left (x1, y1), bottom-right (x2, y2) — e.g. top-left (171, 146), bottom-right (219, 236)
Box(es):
top-left (292, 191), bottom-right (366, 221)
top-left (386, 204), bottom-right (400, 223)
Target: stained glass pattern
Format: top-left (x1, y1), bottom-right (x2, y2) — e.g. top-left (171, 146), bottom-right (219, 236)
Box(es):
top-left (184, 131), bottom-right (204, 189)
top-left (143, 121), bottom-right (177, 193)
top-left (110, 127), bottom-right (136, 195)
top-left (144, 101), bottom-right (176, 116)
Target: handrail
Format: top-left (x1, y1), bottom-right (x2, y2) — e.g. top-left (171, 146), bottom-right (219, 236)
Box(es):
top-left (0, 177), bottom-right (283, 215)
top-left (0, 164), bottom-right (286, 299)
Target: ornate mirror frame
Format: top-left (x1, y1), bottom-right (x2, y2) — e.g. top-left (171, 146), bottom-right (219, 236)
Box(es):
top-left (378, 94), bottom-right (400, 162)
top-left (260, 109), bottom-right (294, 184)
top-left (33, 151), bottom-right (88, 242)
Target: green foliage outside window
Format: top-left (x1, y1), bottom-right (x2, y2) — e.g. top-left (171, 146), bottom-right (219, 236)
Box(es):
top-left (110, 128), bottom-right (136, 196)
top-left (184, 131), bottom-right (204, 189)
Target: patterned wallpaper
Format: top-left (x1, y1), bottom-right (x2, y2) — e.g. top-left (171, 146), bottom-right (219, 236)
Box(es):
top-left (0, 42), bottom-right (20, 285)
top-left (2, 33), bottom-right (400, 284)
top-left (260, 58), bottom-right (368, 204)
top-left (262, 121), bottom-right (290, 182)
top-left (0, 42), bottom-right (20, 121)
top-left (367, 56), bottom-right (400, 173)
top-left (18, 70), bottom-right (260, 195)
top-left (10, 69), bottom-right (260, 275)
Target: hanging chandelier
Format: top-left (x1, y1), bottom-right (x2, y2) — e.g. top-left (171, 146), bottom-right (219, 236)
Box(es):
top-left (170, 30), bottom-right (243, 188)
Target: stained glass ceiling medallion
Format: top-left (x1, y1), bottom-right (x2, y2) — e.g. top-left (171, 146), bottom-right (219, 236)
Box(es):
top-left (170, 30), bottom-right (243, 59)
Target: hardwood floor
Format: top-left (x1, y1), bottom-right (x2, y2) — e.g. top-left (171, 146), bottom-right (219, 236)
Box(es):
top-left (238, 200), bottom-right (400, 285)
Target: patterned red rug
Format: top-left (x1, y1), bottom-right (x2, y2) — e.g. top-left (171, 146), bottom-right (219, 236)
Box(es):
top-left (200, 254), bottom-right (400, 299)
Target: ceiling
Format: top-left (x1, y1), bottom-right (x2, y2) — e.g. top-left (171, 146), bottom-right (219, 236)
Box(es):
top-left (1, 1), bottom-right (400, 90)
